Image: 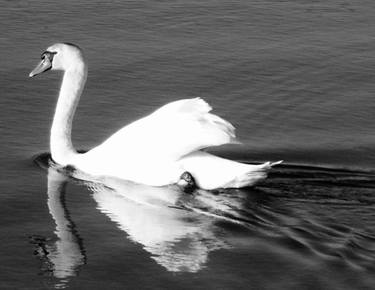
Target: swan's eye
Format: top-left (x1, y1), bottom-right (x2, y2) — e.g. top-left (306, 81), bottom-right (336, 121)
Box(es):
top-left (41, 51), bottom-right (57, 61)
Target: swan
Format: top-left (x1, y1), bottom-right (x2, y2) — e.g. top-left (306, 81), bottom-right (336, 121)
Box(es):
top-left (29, 43), bottom-right (281, 190)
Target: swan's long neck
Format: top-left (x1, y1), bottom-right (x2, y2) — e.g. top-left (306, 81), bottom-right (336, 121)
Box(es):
top-left (51, 62), bottom-right (87, 165)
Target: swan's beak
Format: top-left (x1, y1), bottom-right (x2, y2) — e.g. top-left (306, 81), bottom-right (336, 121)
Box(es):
top-left (29, 58), bottom-right (52, 77)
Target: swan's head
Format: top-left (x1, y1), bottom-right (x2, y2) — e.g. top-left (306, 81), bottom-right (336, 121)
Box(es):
top-left (29, 43), bottom-right (84, 77)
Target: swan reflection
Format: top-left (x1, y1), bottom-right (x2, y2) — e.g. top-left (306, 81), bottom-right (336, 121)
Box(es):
top-left (90, 179), bottom-right (230, 272)
top-left (37, 157), bottom-right (269, 283)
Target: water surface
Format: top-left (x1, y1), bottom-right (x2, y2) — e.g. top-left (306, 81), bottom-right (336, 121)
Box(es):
top-left (1, 0), bottom-right (375, 289)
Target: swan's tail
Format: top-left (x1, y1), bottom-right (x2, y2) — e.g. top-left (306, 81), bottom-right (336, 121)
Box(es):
top-left (260, 160), bottom-right (283, 170)
top-left (224, 160), bottom-right (283, 188)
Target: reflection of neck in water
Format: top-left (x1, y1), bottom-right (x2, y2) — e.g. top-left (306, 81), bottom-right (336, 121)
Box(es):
top-left (44, 168), bottom-right (86, 285)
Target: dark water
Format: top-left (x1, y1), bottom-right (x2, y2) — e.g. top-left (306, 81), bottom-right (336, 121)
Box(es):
top-left (1, 0), bottom-right (375, 289)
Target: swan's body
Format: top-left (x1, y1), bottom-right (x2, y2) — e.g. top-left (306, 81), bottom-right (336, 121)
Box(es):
top-left (30, 43), bottom-right (280, 190)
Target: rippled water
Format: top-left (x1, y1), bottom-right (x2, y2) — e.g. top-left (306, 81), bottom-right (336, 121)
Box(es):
top-left (1, 0), bottom-right (375, 289)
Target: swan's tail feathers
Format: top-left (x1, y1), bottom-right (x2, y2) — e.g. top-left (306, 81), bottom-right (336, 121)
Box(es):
top-left (233, 160), bottom-right (283, 188)
top-left (221, 161), bottom-right (282, 189)
top-left (262, 160), bottom-right (283, 170)
top-left (225, 170), bottom-right (267, 188)
top-left (248, 160), bottom-right (283, 183)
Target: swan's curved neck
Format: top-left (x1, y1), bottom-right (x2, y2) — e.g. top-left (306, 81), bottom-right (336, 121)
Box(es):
top-left (51, 63), bottom-right (87, 165)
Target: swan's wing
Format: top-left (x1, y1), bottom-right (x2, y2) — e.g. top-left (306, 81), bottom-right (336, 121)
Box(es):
top-left (92, 98), bottom-right (238, 162)
top-left (151, 98), bottom-right (238, 156)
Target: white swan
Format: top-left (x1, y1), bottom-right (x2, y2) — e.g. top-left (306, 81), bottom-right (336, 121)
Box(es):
top-left (30, 43), bottom-right (281, 190)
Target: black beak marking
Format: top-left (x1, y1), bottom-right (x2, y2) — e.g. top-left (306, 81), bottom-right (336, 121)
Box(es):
top-left (41, 51), bottom-right (57, 61)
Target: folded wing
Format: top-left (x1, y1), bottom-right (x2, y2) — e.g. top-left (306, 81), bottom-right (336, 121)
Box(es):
top-left (92, 98), bottom-right (238, 162)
